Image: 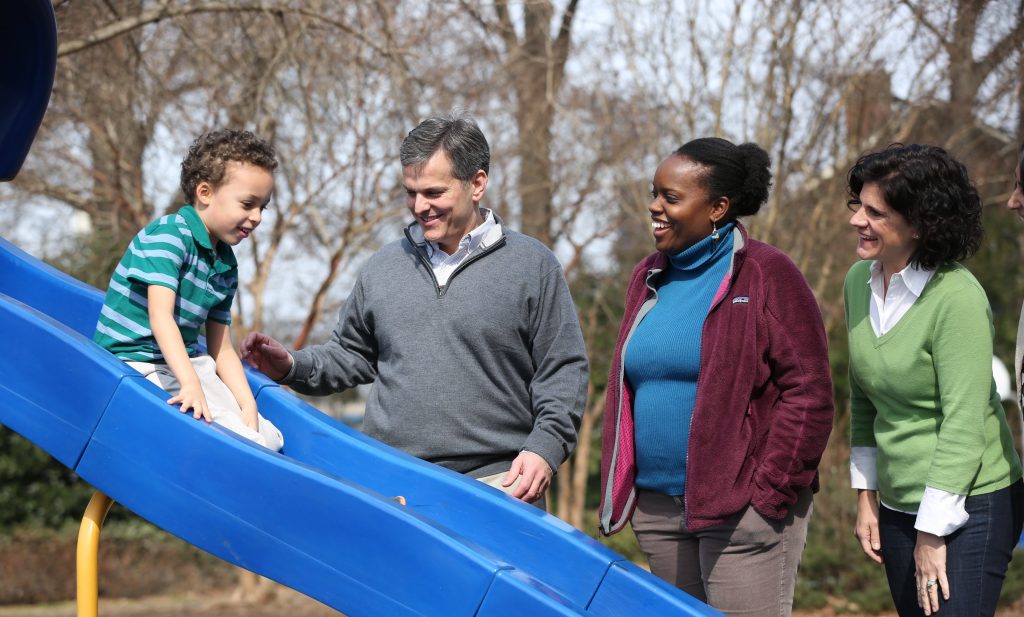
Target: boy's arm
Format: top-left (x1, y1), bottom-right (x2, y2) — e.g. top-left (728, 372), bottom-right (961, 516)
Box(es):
top-left (206, 321), bottom-right (258, 431)
top-left (148, 285), bottom-right (211, 422)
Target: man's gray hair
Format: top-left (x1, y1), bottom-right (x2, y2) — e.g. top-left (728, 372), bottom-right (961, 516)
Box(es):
top-left (400, 112), bottom-right (490, 182)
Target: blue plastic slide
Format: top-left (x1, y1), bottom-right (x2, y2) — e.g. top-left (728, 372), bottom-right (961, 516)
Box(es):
top-left (0, 238), bottom-right (721, 617)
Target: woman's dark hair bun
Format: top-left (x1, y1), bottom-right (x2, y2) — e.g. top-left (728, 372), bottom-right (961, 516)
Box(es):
top-left (675, 137), bottom-right (772, 219)
top-left (735, 143), bottom-right (772, 217)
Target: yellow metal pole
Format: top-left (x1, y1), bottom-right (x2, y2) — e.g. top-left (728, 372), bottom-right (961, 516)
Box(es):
top-left (76, 491), bottom-right (114, 617)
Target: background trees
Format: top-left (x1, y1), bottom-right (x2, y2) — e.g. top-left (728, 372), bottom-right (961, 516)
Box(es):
top-left (2, 0), bottom-right (1023, 610)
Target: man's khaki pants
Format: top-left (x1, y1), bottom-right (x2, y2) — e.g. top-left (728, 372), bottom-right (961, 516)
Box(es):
top-left (477, 470), bottom-right (547, 511)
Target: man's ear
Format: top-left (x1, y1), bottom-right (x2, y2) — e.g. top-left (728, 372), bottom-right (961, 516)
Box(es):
top-left (470, 169), bottom-right (488, 202)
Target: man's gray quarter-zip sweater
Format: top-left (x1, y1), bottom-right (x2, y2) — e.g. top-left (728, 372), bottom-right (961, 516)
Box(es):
top-left (283, 217), bottom-right (589, 478)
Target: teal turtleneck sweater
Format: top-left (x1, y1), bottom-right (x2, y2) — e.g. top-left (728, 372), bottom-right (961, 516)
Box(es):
top-left (624, 223), bottom-right (735, 495)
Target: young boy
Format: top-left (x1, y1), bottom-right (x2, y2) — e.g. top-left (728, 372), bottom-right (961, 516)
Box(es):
top-left (94, 129), bottom-right (283, 451)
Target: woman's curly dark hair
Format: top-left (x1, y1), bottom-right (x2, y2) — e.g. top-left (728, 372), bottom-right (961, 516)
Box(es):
top-left (675, 137), bottom-right (772, 219)
top-left (179, 129), bottom-right (277, 203)
top-left (847, 143), bottom-right (982, 270)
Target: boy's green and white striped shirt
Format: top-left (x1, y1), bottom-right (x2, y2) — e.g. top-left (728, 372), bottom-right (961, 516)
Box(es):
top-left (93, 205), bottom-right (238, 361)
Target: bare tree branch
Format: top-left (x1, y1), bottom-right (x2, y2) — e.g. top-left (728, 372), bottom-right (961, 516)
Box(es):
top-left (898, 0), bottom-right (948, 44)
top-left (58, 2), bottom-right (384, 59)
top-left (976, 19), bottom-right (1024, 77)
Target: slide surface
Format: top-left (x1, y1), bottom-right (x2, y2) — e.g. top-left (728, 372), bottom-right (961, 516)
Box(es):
top-left (0, 237), bottom-right (720, 617)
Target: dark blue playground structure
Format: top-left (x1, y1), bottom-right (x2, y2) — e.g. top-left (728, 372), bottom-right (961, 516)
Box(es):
top-left (0, 1), bottom-right (723, 615)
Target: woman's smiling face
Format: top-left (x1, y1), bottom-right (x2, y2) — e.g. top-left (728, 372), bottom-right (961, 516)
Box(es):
top-left (648, 155), bottom-right (728, 254)
top-left (848, 182), bottom-right (918, 274)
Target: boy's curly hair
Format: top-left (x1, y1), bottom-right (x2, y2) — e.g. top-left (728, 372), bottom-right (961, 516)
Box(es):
top-left (179, 129), bottom-right (277, 203)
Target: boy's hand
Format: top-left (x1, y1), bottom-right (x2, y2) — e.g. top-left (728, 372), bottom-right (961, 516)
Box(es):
top-left (168, 381), bottom-right (212, 423)
top-left (240, 332), bottom-right (294, 380)
top-left (239, 401), bottom-right (260, 432)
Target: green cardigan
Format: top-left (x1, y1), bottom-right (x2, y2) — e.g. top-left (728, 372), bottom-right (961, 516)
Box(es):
top-left (845, 260), bottom-right (1021, 511)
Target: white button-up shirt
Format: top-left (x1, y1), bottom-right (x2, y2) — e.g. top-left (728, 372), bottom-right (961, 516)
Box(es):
top-left (425, 208), bottom-right (502, 288)
top-left (850, 261), bottom-right (969, 537)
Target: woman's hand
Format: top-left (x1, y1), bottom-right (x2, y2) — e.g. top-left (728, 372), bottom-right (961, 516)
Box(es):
top-left (855, 489), bottom-right (883, 563)
top-left (915, 531), bottom-right (949, 615)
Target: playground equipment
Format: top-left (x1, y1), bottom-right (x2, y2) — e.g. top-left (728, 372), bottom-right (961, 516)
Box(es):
top-left (0, 1), bottom-right (720, 615)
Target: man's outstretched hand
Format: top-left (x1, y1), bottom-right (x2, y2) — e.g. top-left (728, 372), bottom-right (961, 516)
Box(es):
top-left (240, 332), bottom-right (294, 381)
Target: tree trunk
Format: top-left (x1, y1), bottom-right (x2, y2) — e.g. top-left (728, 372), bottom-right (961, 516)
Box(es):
top-left (503, 0), bottom-right (577, 247)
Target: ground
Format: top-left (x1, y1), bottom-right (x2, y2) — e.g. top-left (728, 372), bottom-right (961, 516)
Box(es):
top-left (1, 589), bottom-right (1023, 617)
top-left (0, 588), bottom-right (337, 617)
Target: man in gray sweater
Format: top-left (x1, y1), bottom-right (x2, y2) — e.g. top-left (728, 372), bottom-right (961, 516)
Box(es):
top-left (241, 113), bottom-right (588, 506)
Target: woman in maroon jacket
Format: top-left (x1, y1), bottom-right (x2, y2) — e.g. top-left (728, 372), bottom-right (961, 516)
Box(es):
top-left (598, 138), bottom-right (834, 616)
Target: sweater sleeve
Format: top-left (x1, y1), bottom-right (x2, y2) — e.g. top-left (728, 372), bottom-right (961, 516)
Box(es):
top-left (926, 276), bottom-right (993, 494)
top-left (283, 270), bottom-right (378, 395)
top-left (845, 264), bottom-right (878, 448)
top-left (750, 254), bottom-right (835, 517)
top-left (522, 265), bottom-right (590, 471)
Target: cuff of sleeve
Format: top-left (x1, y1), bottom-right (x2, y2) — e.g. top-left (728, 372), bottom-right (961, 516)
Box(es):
top-left (850, 446), bottom-right (878, 490)
top-left (751, 468), bottom-right (795, 519)
top-left (914, 486), bottom-right (968, 536)
top-left (280, 350), bottom-right (305, 385)
top-left (522, 431), bottom-right (567, 473)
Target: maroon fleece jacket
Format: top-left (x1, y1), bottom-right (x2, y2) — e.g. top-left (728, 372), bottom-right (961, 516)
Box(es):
top-left (599, 223), bottom-right (834, 534)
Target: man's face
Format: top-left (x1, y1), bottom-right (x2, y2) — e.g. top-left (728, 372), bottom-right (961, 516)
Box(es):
top-left (403, 151), bottom-right (487, 255)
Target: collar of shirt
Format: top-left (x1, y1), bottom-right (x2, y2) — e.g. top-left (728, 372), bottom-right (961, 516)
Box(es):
top-left (179, 204), bottom-right (236, 273)
top-left (426, 207), bottom-right (501, 264)
top-left (867, 260), bottom-right (935, 336)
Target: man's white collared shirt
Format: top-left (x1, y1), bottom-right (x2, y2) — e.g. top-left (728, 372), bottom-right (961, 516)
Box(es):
top-left (426, 208), bottom-right (502, 288)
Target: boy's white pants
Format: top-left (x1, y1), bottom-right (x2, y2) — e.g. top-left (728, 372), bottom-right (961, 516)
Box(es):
top-left (126, 355), bottom-right (284, 451)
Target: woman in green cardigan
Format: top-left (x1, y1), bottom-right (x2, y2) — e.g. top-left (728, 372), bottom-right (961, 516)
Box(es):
top-left (844, 144), bottom-right (1022, 617)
